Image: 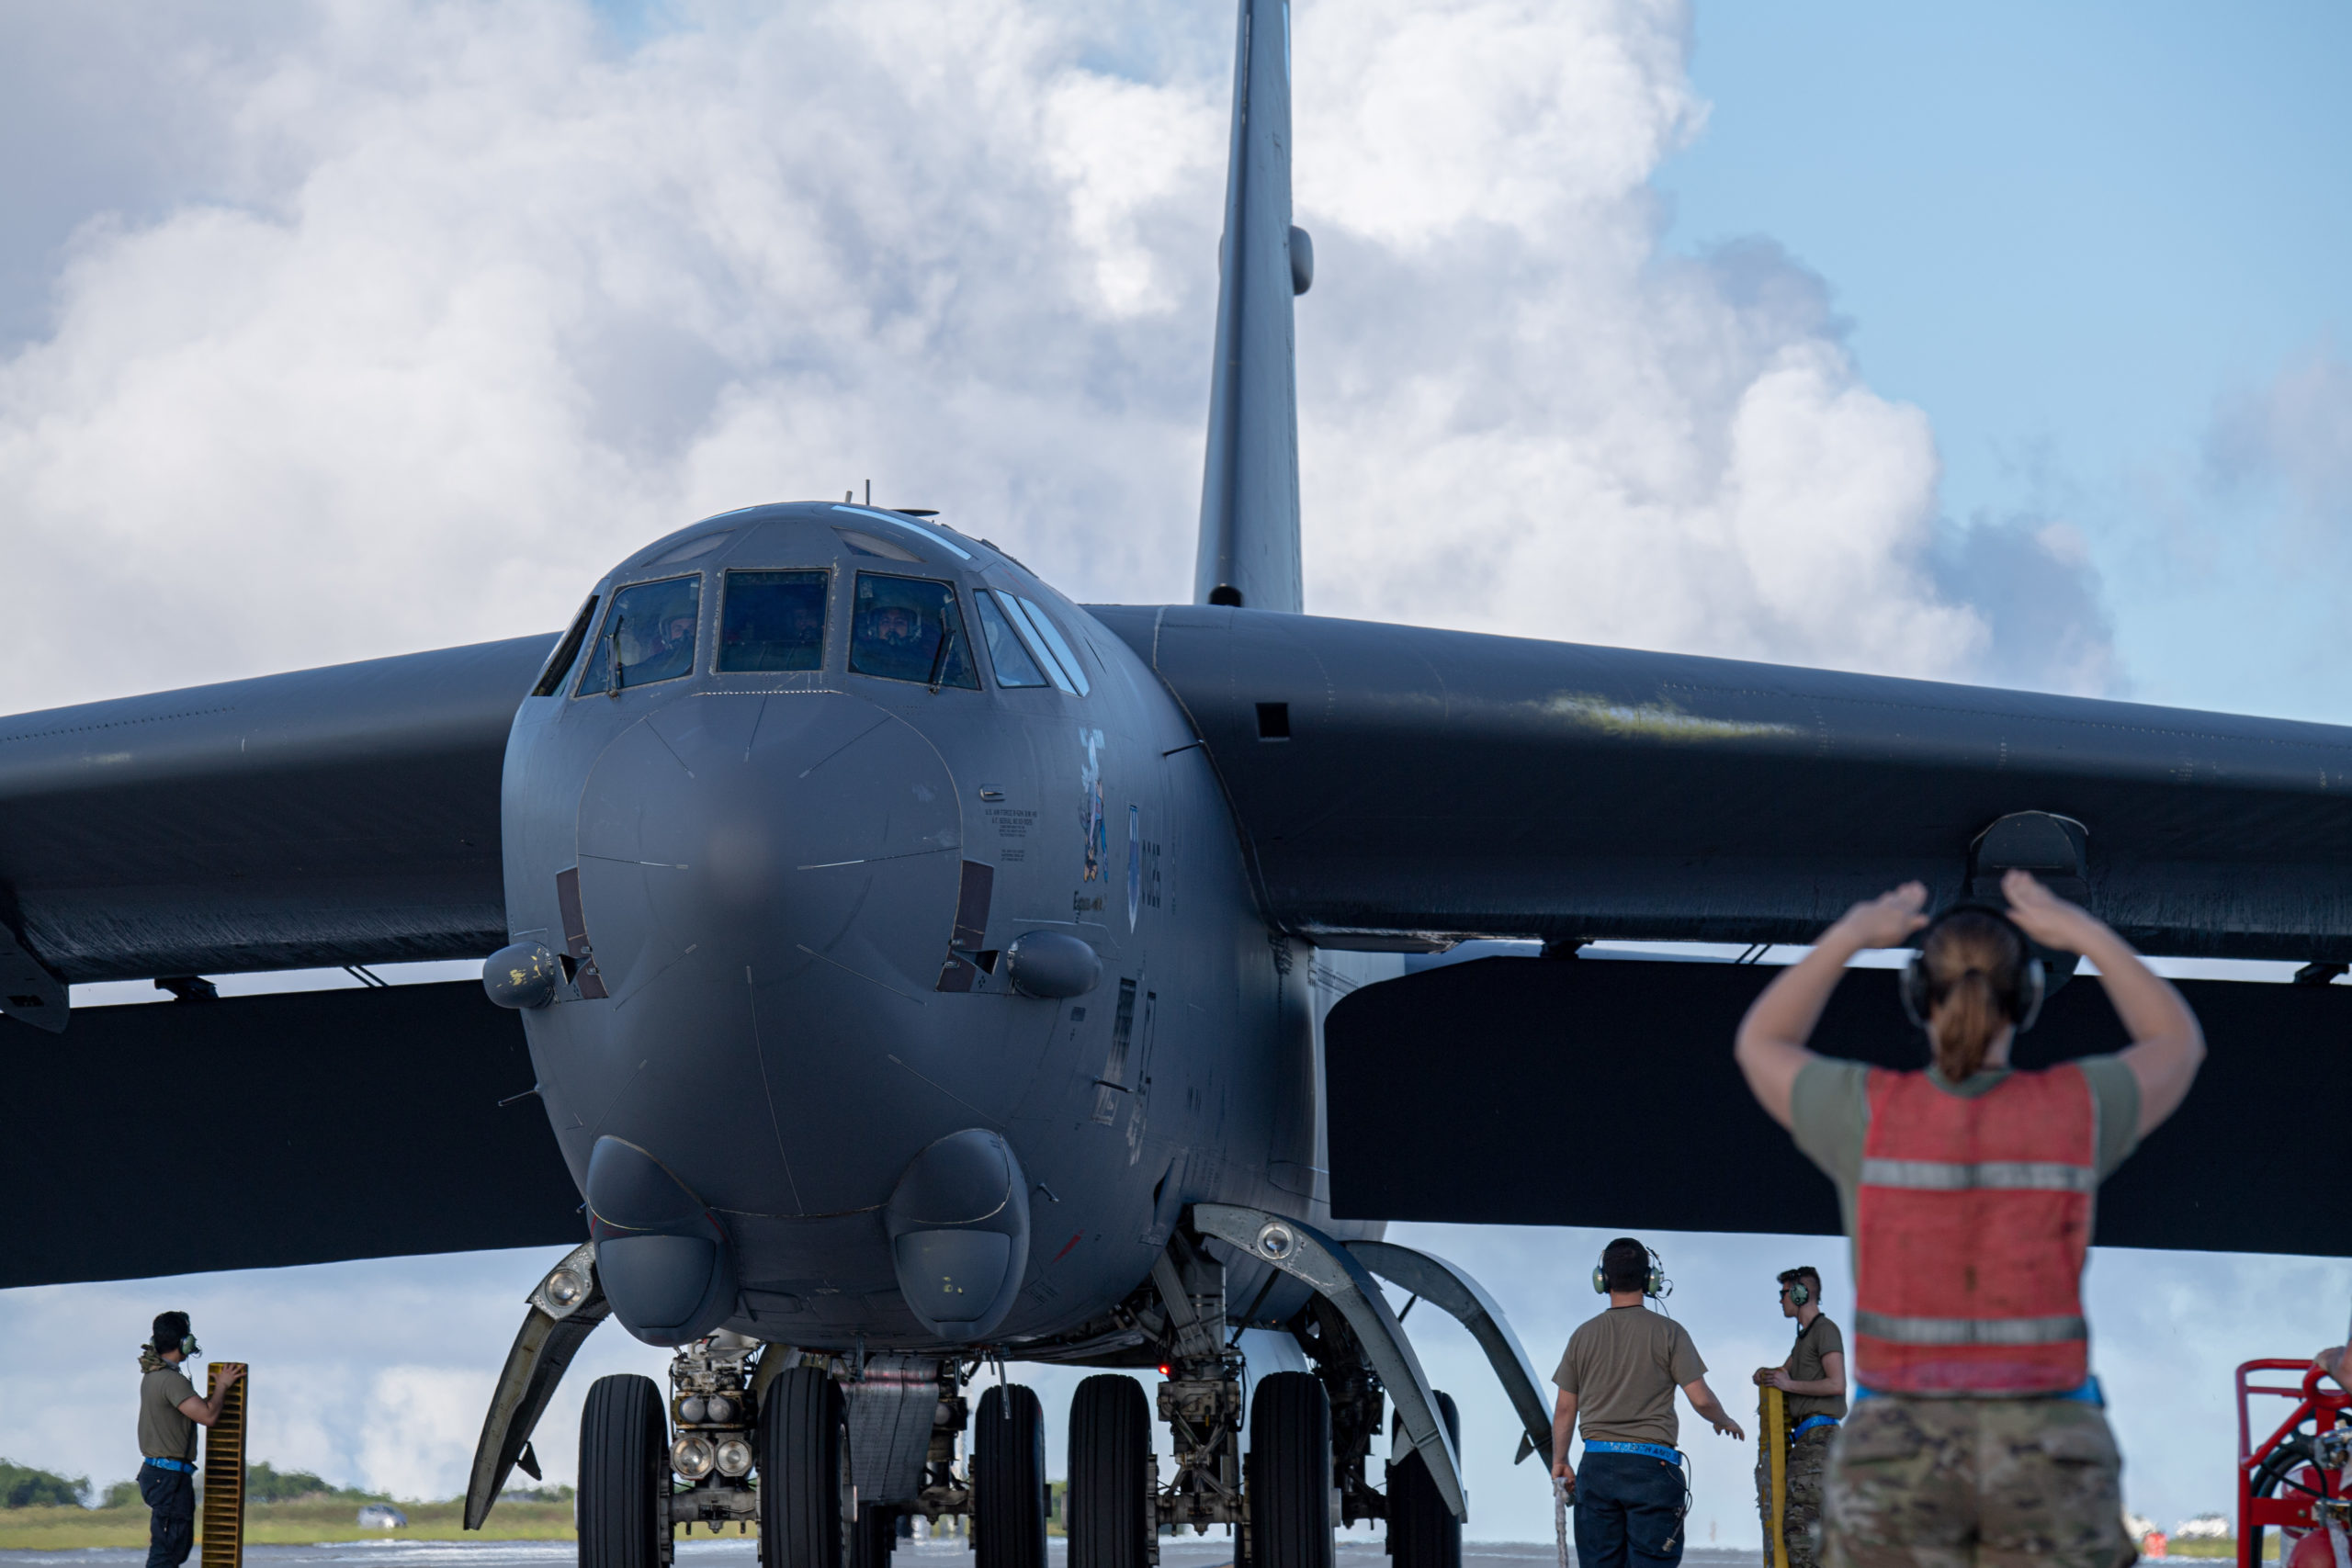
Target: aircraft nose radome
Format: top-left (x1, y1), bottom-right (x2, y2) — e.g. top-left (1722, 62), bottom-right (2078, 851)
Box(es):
top-left (566, 690), bottom-right (966, 1217)
top-left (575, 691), bottom-right (961, 1001)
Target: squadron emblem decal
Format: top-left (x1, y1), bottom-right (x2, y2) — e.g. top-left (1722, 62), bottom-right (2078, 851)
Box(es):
top-left (1079, 728), bottom-right (1106, 883)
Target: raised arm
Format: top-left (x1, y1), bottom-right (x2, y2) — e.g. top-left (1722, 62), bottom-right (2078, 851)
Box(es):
top-left (1735, 884), bottom-right (1928, 1128)
top-left (2001, 871), bottom-right (2206, 1138)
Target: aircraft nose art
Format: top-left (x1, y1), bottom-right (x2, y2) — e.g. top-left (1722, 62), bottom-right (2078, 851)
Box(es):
top-left (574, 693), bottom-right (962, 1009)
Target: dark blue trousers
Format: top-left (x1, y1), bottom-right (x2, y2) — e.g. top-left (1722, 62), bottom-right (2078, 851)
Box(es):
top-left (1573, 1450), bottom-right (1688, 1568)
top-left (139, 1465), bottom-right (195, 1568)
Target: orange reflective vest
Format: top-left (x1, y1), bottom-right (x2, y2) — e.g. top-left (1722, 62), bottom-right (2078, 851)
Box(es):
top-left (1852, 1064), bottom-right (2097, 1395)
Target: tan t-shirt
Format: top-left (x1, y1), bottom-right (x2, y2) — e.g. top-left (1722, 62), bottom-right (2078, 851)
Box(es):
top-left (1781, 1314), bottom-right (1847, 1422)
top-left (1553, 1305), bottom-right (1707, 1447)
top-left (140, 1367), bottom-right (199, 1461)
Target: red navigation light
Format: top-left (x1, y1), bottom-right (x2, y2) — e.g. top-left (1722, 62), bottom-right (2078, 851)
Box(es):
top-left (1157, 1363), bottom-right (1172, 1378)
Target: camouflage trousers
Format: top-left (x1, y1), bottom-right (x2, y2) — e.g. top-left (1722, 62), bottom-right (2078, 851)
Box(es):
top-left (1756, 1424), bottom-right (1834, 1567)
top-left (1822, 1395), bottom-right (2134, 1568)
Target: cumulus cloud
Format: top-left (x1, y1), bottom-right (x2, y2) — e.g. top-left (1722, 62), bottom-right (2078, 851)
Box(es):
top-left (0, 0), bottom-right (2112, 714)
top-left (2206, 337), bottom-right (2352, 536)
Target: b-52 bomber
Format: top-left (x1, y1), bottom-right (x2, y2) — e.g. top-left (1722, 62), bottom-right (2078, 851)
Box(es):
top-left (5, 6), bottom-right (2350, 1568)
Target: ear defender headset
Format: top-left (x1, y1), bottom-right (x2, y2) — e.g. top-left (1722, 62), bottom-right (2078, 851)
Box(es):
top-left (1898, 905), bottom-right (2046, 1034)
top-left (1591, 1243), bottom-right (1671, 1299)
top-left (152, 1312), bottom-right (198, 1359)
top-left (1782, 1275), bottom-right (1811, 1306)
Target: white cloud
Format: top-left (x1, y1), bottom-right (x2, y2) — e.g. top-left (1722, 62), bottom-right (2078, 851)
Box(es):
top-left (0, 0), bottom-right (2112, 716)
top-left (2207, 336), bottom-right (2352, 535)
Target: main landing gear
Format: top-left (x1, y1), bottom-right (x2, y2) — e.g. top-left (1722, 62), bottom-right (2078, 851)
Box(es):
top-left (471, 1221), bottom-right (1552, 1568)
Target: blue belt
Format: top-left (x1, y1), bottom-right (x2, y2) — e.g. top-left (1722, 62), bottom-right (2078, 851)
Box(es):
top-left (1792, 1415), bottom-right (1841, 1438)
top-left (1855, 1376), bottom-right (2103, 1407)
top-left (142, 1458), bottom-right (196, 1473)
top-left (1581, 1439), bottom-right (1684, 1464)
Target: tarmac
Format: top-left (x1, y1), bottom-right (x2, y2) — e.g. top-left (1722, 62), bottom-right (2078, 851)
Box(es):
top-left (0, 1539), bottom-right (1760, 1567)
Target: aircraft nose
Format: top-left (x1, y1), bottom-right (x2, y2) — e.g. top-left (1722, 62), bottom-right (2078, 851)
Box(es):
top-left (560, 690), bottom-right (970, 1217)
top-left (574, 692), bottom-right (963, 1001)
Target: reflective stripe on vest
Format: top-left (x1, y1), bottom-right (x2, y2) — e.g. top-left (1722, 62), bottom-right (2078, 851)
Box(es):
top-left (1852, 1311), bottom-right (2088, 1347)
top-left (1853, 1063), bottom-right (2098, 1396)
top-left (1858, 1158), bottom-right (2098, 1193)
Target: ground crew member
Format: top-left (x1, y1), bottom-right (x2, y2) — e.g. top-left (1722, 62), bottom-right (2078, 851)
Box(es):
top-left (1753, 1266), bottom-right (1847, 1567)
top-left (1732, 871), bottom-right (2205, 1568)
top-left (1551, 1237), bottom-right (1747, 1568)
top-left (139, 1311), bottom-right (243, 1568)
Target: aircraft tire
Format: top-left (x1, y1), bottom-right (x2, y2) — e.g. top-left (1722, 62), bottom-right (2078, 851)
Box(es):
top-left (1383, 1391), bottom-right (1461, 1568)
top-left (1247, 1371), bottom-right (1333, 1568)
top-left (974, 1383), bottom-right (1047, 1568)
top-left (760, 1367), bottom-right (853, 1568)
top-left (851, 1504), bottom-right (899, 1568)
top-left (1066, 1374), bottom-right (1152, 1568)
top-left (578, 1372), bottom-right (667, 1568)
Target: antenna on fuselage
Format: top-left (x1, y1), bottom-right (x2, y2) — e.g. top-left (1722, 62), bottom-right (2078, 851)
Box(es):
top-left (1193, 0), bottom-right (1311, 615)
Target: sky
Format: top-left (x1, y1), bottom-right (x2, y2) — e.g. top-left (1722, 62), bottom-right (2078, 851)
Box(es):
top-left (3, 0), bottom-right (2350, 1550)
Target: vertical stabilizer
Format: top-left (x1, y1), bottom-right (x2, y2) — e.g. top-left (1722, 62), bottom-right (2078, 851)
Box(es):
top-left (1193, 0), bottom-right (1309, 614)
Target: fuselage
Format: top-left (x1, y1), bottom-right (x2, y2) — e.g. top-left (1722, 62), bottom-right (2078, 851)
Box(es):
top-left (500, 502), bottom-right (1353, 1351)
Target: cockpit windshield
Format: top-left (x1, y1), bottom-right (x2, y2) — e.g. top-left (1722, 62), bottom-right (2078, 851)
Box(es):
top-left (577, 575), bottom-right (699, 694)
top-left (849, 573), bottom-right (979, 689)
top-left (718, 570), bottom-right (828, 672)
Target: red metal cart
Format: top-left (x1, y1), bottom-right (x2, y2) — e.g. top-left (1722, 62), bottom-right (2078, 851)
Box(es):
top-left (2236, 1359), bottom-right (2350, 1568)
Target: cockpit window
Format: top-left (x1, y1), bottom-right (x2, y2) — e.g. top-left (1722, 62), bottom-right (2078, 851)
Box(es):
top-left (850, 573), bottom-right (979, 689)
top-left (718, 570), bottom-right (828, 672)
top-left (576, 575), bottom-right (700, 695)
top-left (1004, 594), bottom-right (1091, 696)
top-left (532, 593), bottom-right (600, 697)
top-left (974, 591), bottom-right (1051, 688)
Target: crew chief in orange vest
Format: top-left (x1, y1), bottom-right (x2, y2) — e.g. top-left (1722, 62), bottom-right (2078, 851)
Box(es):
top-left (1733, 871), bottom-right (2205, 1568)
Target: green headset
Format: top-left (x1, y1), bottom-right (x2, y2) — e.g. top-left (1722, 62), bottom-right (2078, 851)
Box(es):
top-left (1591, 1241), bottom-right (1670, 1300)
top-left (1780, 1270), bottom-right (1813, 1306)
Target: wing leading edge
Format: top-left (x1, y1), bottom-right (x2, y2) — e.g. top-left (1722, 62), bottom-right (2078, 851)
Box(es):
top-left (0, 635), bottom-right (555, 1012)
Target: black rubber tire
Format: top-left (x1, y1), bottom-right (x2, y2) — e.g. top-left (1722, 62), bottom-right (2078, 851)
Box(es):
top-left (1384, 1392), bottom-right (1461, 1568)
top-left (1067, 1375), bottom-right (1153, 1568)
top-left (1248, 1371), bottom-right (1333, 1568)
top-left (974, 1383), bottom-right (1047, 1568)
top-left (579, 1373), bottom-right (668, 1568)
top-left (851, 1505), bottom-right (898, 1568)
top-left (759, 1367), bottom-right (852, 1568)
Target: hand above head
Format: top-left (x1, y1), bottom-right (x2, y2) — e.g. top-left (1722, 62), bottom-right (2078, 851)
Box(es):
top-left (1827, 883), bottom-right (1929, 951)
top-left (2000, 870), bottom-right (2103, 953)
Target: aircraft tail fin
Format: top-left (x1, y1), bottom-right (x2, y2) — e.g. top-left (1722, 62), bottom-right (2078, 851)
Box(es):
top-left (1193, 0), bottom-right (1309, 615)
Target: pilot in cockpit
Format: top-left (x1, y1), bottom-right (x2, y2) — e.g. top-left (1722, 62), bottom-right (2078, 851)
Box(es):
top-left (867, 604), bottom-right (927, 653)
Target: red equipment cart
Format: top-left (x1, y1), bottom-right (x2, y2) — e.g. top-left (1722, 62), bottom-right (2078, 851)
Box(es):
top-left (2237, 1359), bottom-right (2350, 1568)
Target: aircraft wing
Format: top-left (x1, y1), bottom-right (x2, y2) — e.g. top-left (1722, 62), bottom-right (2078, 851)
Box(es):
top-left (1089, 604), bottom-right (2352, 962)
top-left (0, 635), bottom-right (556, 1009)
top-left (0, 636), bottom-right (582, 1286)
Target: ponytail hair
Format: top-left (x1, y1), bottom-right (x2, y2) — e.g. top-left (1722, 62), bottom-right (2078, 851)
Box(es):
top-left (1919, 910), bottom-right (2030, 1079)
